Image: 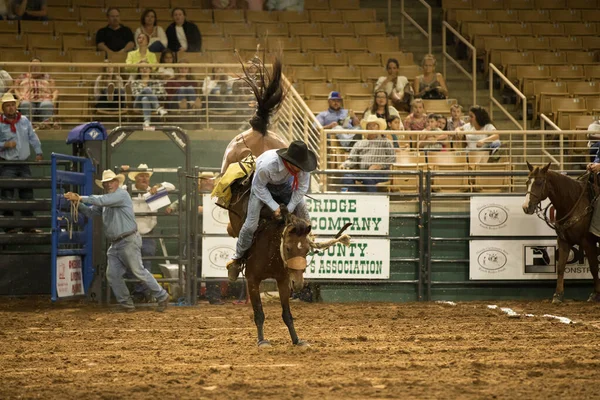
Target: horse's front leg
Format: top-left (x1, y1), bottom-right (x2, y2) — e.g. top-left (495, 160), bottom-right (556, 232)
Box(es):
top-left (248, 276), bottom-right (270, 347)
top-left (277, 278), bottom-right (308, 346)
top-left (583, 234), bottom-right (600, 302)
top-left (553, 239), bottom-right (570, 304)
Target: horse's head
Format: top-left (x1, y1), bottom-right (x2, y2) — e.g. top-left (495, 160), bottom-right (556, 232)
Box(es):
top-left (281, 214), bottom-right (312, 292)
top-left (523, 161), bottom-right (551, 214)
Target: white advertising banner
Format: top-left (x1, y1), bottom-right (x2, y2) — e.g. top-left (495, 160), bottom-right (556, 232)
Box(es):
top-left (470, 196), bottom-right (556, 237)
top-left (56, 256), bottom-right (84, 297)
top-left (470, 240), bottom-right (591, 280)
top-left (306, 238), bottom-right (390, 279)
top-left (202, 237), bottom-right (390, 280)
top-left (203, 193), bottom-right (390, 236)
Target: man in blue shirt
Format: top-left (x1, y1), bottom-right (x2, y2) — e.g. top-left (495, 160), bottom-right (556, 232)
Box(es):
top-left (0, 92), bottom-right (43, 233)
top-left (226, 140), bottom-right (317, 282)
top-left (64, 170), bottom-right (170, 313)
top-left (316, 91), bottom-right (360, 149)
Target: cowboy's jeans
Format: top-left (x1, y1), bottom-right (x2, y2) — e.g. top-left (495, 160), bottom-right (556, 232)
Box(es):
top-left (134, 87), bottom-right (159, 123)
top-left (106, 232), bottom-right (168, 308)
top-left (233, 182), bottom-right (310, 260)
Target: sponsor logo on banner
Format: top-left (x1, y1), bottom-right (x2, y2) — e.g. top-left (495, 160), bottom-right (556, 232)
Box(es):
top-left (56, 256), bottom-right (84, 297)
top-left (203, 193), bottom-right (389, 236)
top-left (470, 196), bottom-right (555, 236)
top-left (202, 237), bottom-right (236, 278)
top-left (470, 240), bottom-right (590, 280)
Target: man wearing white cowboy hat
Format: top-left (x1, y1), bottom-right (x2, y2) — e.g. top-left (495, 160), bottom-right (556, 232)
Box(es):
top-left (120, 163), bottom-right (175, 302)
top-left (0, 92), bottom-right (43, 233)
top-left (226, 140), bottom-right (318, 282)
top-left (340, 115), bottom-right (395, 193)
top-left (64, 169), bottom-right (170, 312)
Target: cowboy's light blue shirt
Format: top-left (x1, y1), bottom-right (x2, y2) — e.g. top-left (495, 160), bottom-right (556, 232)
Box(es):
top-left (78, 188), bottom-right (138, 241)
top-left (0, 115), bottom-right (42, 160)
top-left (252, 149), bottom-right (310, 213)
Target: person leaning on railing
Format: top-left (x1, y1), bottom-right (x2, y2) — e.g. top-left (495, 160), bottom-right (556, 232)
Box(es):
top-left (340, 115), bottom-right (395, 193)
top-left (452, 105), bottom-right (501, 161)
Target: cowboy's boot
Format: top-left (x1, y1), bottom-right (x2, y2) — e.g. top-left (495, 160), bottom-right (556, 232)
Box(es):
top-left (226, 259), bottom-right (242, 282)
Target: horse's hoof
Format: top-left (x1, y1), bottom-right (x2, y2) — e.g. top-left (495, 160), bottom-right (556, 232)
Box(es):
top-left (257, 340), bottom-right (271, 348)
top-left (587, 292), bottom-right (600, 302)
top-left (295, 339), bottom-right (310, 347)
top-left (552, 293), bottom-right (564, 304)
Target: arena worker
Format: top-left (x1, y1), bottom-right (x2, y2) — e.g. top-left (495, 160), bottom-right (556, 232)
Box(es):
top-left (225, 140), bottom-right (317, 282)
top-left (64, 170), bottom-right (170, 313)
top-left (0, 92), bottom-right (43, 233)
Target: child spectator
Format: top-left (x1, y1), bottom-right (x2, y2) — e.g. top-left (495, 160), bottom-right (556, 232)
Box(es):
top-left (387, 115), bottom-right (409, 149)
top-left (158, 49), bottom-right (177, 81)
top-left (447, 104), bottom-right (465, 131)
top-left (403, 99), bottom-right (428, 131)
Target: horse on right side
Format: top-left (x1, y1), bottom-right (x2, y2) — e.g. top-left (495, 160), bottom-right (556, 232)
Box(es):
top-left (522, 161), bottom-right (600, 303)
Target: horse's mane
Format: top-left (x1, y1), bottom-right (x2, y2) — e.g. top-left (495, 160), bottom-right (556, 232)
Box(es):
top-left (287, 214), bottom-right (312, 236)
top-left (238, 51), bottom-right (286, 136)
top-left (546, 169), bottom-right (586, 206)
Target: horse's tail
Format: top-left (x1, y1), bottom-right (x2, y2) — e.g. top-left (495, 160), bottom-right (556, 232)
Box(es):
top-left (237, 50), bottom-right (286, 136)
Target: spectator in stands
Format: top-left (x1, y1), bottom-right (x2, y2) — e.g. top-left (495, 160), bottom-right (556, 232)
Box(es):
top-left (131, 60), bottom-right (168, 127)
top-left (166, 8), bottom-right (202, 54)
top-left (587, 119), bottom-right (600, 162)
top-left (94, 61), bottom-right (124, 110)
top-left (96, 8), bottom-right (135, 56)
top-left (0, 67), bottom-right (12, 95)
top-left (363, 90), bottom-right (401, 121)
top-left (135, 9), bottom-right (168, 54)
top-left (0, 92), bottom-right (43, 233)
top-left (418, 113), bottom-right (447, 151)
top-left (12, 0), bottom-right (47, 21)
top-left (414, 54), bottom-right (448, 100)
top-left (387, 115), bottom-right (409, 149)
top-left (125, 32), bottom-right (158, 72)
top-left (166, 172), bottom-right (225, 305)
top-left (439, 115), bottom-right (448, 131)
top-left (158, 49), bottom-right (177, 81)
top-left (166, 59), bottom-right (199, 111)
top-left (340, 115), bottom-right (395, 192)
top-left (453, 105), bottom-right (500, 157)
top-left (212, 0), bottom-right (264, 9)
top-left (316, 91), bottom-right (360, 150)
top-left (446, 104), bottom-right (465, 131)
top-left (202, 66), bottom-right (234, 112)
top-left (266, 0), bottom-right (303, 11)
top-left (120, 163), bottom-right (175, 303)
top-left (375, 58), bottom-right (413, 112)
top-left (64, 170), bottom-right (170, 313)
top-left (13, 57), bottom-right (57, 129)
top-left (403, 99), bottom-right (428, 131)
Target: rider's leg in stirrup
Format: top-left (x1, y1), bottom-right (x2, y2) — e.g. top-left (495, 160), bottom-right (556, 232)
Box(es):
top-left (227, 192), bottom-right (262, 282)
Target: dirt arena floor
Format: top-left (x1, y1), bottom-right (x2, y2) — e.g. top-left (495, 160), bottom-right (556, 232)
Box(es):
top-left (1, 298), bottom-right (600, 400)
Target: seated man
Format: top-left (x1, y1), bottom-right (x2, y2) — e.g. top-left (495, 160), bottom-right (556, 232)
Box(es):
top-left (340, 115), bottom-right (395, 192)
top-left (226, 140), bottom-right (317, 282)
top-left (316, 91), bottom-right (360, 150)
top-left (13, 57), bottom-right (57, 129)
top-left (96, 8), bottom-right (135, 56)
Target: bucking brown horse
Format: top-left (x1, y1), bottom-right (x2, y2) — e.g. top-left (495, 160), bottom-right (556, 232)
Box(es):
top-left (522, 162), bottom-right (600, 303)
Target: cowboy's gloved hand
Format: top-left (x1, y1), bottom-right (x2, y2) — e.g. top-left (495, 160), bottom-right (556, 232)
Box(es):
top-left (64, 192), bottom-right (80, 201)
top-left (273, 207), bottom-right (282, 220)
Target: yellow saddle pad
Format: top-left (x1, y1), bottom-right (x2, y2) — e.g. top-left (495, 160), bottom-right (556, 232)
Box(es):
top-left (211, 155), bottom-right (256, 208)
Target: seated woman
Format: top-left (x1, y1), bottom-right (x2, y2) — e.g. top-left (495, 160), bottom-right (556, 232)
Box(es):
top-left (125, 32), bottom-right (158, 72)
top-left (166, 59), bottom-right (198, 111)
top-left (453, 105), bottom-right (501, 158)
top-left (166, 8), bottom-right (202, 54)
top-left (340, 115), bottom-right (395, 192)
top-left (94, 61), bottom-right (124, 110)
top-left (134, 9), bottom-right (168, 54)
top-left (131, 60), bottom-right (168, 127)
top-left (363, 91), bottom-right (402, 149)
top-left (13, 57), bottom-right (57, 129)
top-left (403, 99), bottom-right (428, 131)
top-left (414, 54), bottom-right (449, 100)
top-left (374, 58), bottom-right (413, 112)
top-left (158, 49), bottom-right (177, 81)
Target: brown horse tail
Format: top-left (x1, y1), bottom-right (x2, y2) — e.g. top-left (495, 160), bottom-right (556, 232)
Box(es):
top-left (237, 50), bottom-right (286, 136)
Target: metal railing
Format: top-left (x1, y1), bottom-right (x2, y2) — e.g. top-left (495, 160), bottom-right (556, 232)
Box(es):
top-left (488, 63), bottom-right (527, 132)
top-left (400, 0), bottom-right (432, 55)
top-left (540, 113), bottom-right (564, 168)
top-left (442, 21), bottom-right (476, 106)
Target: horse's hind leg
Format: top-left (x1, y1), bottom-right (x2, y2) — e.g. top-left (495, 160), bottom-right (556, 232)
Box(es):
top-left (583, 235), bottom-right (600, 302)
top-left (553, 239), bottom-right (570, 304)
top-left (277, 278), bottom-right (308, 346)
top-left (248, 277), bottom-right (269, 347)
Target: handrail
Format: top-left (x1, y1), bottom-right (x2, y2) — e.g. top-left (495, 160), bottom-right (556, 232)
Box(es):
top-left (400, 0), bottom-right (432, 54)
top-left (540, 113), bottom-right (564, 169)
top-left (442, 21), bottom-right (476, 106)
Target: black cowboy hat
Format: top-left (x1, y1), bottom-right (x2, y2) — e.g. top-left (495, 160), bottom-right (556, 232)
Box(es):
top-left (277, 140), bottom-right (317, 172)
